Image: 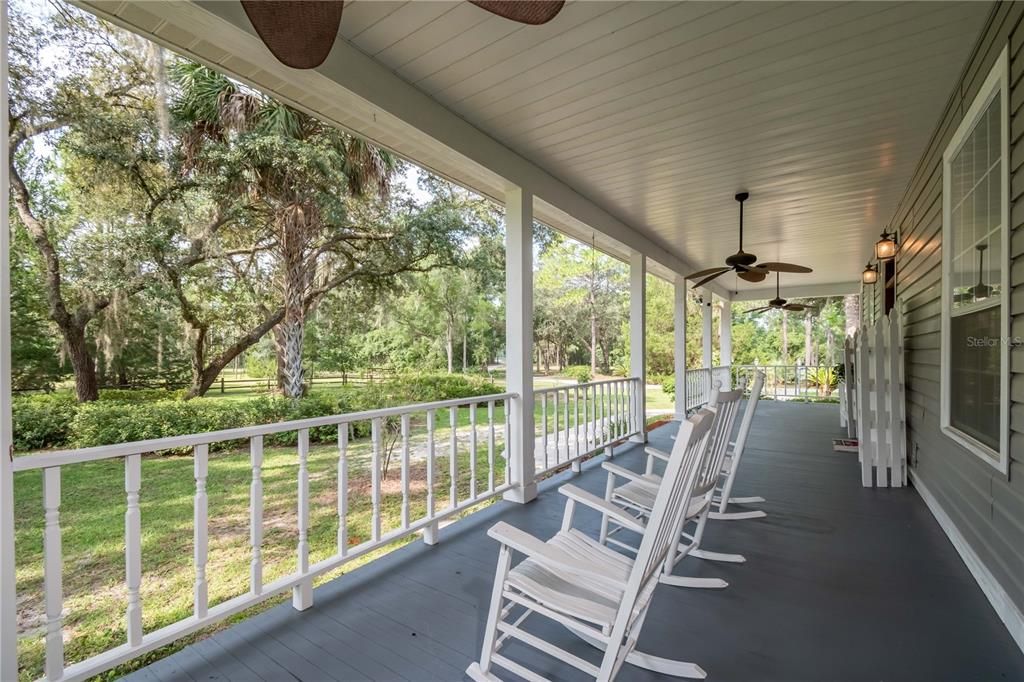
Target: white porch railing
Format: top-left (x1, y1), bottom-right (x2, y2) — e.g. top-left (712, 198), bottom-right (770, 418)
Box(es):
top-left (684, 366), bottom-right (731, 411)
top-left (534, 377), bottom-right (642, 476)
top-left (731, 364), bottom-right (838, 401)
top-left (13, 392), bottom-right (516, 682)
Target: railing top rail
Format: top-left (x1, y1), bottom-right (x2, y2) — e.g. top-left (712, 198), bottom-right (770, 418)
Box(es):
top-left (13, 391), bottom-right (518, 472)
top-left (532, 377), bottom-right (640, 394)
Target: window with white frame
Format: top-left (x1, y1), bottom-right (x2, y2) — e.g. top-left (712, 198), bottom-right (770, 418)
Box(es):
top-left (941, 45), bottom-right (1011, 474)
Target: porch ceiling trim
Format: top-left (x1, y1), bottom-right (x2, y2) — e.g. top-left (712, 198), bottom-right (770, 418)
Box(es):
top-left (730, 281), bottom-right (860, 302)
top-left (79, 0), bottom-right (727, 297)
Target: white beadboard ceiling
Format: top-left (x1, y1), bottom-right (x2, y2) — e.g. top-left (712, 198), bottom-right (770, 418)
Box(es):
top-left (87, 1), bottom-right (991, 295)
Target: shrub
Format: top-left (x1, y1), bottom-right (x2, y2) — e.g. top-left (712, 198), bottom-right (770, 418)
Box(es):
top-left (98, 388), bottom-right (185, 403)
top-left (12, 393), bottom-right (79, 451)
top-left (19, 375), bottom-right (505, 453)
top-left (561, 365), bottom-right (592, 383)
top-left (806, 366), bottom-right (840, 395)
top-left (660, 375), bottom-right (676, 398)
top-left (71, 399), bottom-right (249, 451)
top-left (378, 373), bottom-right (501, 403)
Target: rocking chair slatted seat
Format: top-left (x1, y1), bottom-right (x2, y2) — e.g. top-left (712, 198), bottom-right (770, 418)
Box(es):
top-left (599, 384), bottom-right (746, 584)
top-left (466, 409), bottom-right (717, 682)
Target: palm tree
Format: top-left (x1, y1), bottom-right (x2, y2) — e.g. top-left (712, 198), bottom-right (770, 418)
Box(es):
top-left (171, 62), bottom-right (397, 398)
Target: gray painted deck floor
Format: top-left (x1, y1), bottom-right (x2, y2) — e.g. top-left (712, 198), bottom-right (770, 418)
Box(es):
top-left (124, 402), bottom-right (1024, 682)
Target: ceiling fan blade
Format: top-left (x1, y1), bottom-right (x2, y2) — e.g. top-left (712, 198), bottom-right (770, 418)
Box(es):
top-left (686, 266), bottom-right (730, 280)
top-left (241, 1), bottom-right (344, 69)
top-left (757, 261), bottom-right (813, 274)
top-left (470, 1), bottom-right (565, 24)
top-left (738, 269), bottom-right (768, 283)
top-left (783, 304), bottom-right (806, 311)
top-left (691, 269), bottom-right (729, 289)
top-left (746, 306), bottom-right (771, 314)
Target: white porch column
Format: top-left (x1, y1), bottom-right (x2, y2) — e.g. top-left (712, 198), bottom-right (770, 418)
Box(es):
top-left (629, 251), bottom-right (646, 443)
top-left (673, 276), bottom-right (687, 420)
top-left (503, 187), bottom-right (536, 504)
top-left (702, 293), bottom-right (713, 368)
top-left (720, 298), bottom-right (732, 388)
top-left (0, 2), bottom-right (17, 678)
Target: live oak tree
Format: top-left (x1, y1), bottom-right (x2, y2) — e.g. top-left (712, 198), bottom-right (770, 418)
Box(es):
top-left (8, 6), bottom-right (187, 400)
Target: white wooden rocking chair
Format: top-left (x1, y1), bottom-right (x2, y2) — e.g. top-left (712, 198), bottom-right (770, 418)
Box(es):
top-left (599, 384), bottom-right (745, 585)
top-left (709, 370), bottom-right (766, 521)
top-left (465, 410), bottom-right (717, 682)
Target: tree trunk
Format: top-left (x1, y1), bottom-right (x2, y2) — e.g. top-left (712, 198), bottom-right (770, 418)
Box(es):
top-left (279, 215), bottom-right (308, 400)
top-left (183, 312), bottom-right (285, 399)
top-left (462, 329), bottom-right (468, 372)
top-left (156, 330), bottom-right (164, 378)
top-left (826, 327), bottom-right (835, 366)
top-left (590, 312), bottom-right (598, 375)
top-left (804, 313), bottom-right (813, 366)
top-left (781, 312), bottom-right (788, 363)
top-left (65, 327), bottom-right (99, 402)
top-left (445, 320), bottom-right (454, 374)
top-left (271, 326), bottom-right (287, 391)
top-left (844, 294), bottom-right (860, 336)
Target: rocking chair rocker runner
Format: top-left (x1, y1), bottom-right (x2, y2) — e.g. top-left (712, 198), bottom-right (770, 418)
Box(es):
top-left (600, 383), bottom-right (746, 583)
top-left (466, 410), bottom-right (717, 682)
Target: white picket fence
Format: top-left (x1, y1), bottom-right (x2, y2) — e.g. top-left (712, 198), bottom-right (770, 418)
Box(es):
top-left (850, 299), bottom-right (907, 487)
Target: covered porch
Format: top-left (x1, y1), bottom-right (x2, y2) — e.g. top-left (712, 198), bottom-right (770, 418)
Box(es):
top-left (2, 1), bottom-right (1024, 680)
top-left (122, 403), bottom-right (1024, 682)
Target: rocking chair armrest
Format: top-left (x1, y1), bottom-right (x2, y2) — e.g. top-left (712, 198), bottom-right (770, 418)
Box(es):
top-left (486, 521), bottom-right (625, 587)
top-left (559, 484), bottom-right (646, 534)
top-left (601, 461), bottom-right (649, 484)
top-left (644, 446), bottom-right (672, 462)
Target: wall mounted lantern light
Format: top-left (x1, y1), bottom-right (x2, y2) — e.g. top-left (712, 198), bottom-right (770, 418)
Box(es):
top-left (862, 262), bottom-right (879, 284)
top-left (874, 228), bottom-right (898, 260)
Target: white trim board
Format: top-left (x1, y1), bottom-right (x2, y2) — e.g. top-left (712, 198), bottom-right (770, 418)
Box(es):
top-left (910, 469), bottom-right (1024, 655)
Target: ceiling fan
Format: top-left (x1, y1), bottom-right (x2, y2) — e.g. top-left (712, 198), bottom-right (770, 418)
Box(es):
top-left (746, 272), bottom-right (813, 316)
top-left (686, 192), bottom-right (812, 289)
top-left (954, 243), bottom-right (993, 304)
top-left (241, 1), bottom-right (565, 69)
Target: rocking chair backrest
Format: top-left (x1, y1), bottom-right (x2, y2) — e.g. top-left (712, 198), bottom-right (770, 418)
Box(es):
top-left (730, 371), bottom-right (765, 468)
top-left (629, 409), bottom-right (715, 598)
top-left (695, 387), bottom-right (743, 499)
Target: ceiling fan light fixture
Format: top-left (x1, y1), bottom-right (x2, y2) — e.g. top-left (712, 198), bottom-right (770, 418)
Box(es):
top-left (862, 262), bottom-right (879, 284)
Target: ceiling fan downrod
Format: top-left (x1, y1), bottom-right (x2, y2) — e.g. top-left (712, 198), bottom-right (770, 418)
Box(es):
top-left (727, 192), bottom-right (757, 268)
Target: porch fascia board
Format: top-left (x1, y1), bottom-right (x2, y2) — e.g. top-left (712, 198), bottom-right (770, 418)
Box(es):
top-left (730, 281), bottom-right (860, 301)
top-left (77, 0), bottom-right (729, 298)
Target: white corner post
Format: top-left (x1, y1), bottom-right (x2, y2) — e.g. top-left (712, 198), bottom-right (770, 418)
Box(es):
top-left (503, 187), bottom-right (536, 504)
top-left (720, 298), bottom-right (732, 388)
top-left (629, 251), bottom-right (646, 443)
top-left (0, 1), bottom-right (17, 677)
top-left (702, 293), bottom-right (713, 369)
top-left (673, 276), bottom-right (687, 420)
